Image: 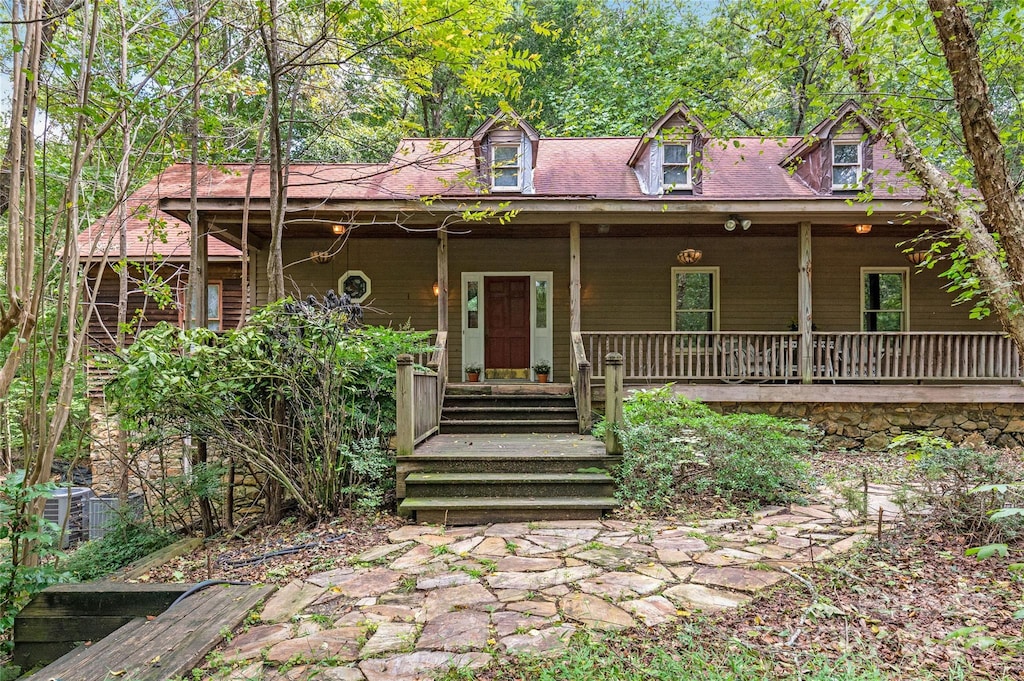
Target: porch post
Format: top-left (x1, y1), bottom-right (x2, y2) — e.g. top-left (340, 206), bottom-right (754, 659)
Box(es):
top-left (798, 221), bottom-right (813, 384)
top-left (605, 352), bottom-right (624, 455)
top-left (570, 222), bottom-right (581, 333)
top-left (187, 220), bottom-right (209, 330)
top-left (437, 229), bottom-right (448, 334)
top-left (396, 354), bottom-right (414, 456)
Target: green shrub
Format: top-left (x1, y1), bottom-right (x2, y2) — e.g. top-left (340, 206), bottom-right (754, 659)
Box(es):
top-left (0, 472), bottom-right (69, 653)
top-left (609, 386), bottom-right (811, 511)
top-left (64, 513), bottom-right (176, 582)
top-left (889, 434), bottom-right (1024, 543)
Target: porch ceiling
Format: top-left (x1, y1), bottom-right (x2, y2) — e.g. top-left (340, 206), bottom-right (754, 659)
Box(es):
top-left (161, 196), bottom-right (936, 250)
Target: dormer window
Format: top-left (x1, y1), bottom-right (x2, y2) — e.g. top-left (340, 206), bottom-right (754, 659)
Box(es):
top-left (663, 143), bottom-right (692, 190)
top-left (832, 142), bottom-right (862, 189)
top-left (491, 144), bottom-right (521, 191)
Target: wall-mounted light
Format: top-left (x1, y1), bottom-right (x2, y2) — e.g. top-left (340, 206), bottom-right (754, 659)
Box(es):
top-left (310, 250), bottom-right (334, 264)
top-left (906, 251), bottom-right (928, 265)
top-left (432, 281), bottom-right (440, 297)
top-left (855, 224), bottom-right (872, 234)
top-left (677, 248), bottom-right (703, 265)
top-left (724, 215), bottom-right (751, 231)
top-left (332, 224), bottom-right (347, 235)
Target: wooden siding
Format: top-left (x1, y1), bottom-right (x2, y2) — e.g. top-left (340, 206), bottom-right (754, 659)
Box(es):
top-left (257, 228), bottom-right (998, 382)
top-left (85, 262), bottom-right (245, 352)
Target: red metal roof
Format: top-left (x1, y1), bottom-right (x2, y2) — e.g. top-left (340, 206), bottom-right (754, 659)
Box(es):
top-left (78, 173), bottom-right (241, 261)
top-left (156, 135), bottom-right (922, 202)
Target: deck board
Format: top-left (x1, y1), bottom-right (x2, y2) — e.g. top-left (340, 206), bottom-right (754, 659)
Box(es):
top-left (23, 584), bottom-right (274, 681)
top-left (412, 433), bottom-right (607, 457)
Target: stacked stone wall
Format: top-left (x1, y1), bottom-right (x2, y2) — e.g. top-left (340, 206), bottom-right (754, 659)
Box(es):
top-left (708, 401), bottom-right (1024, 450)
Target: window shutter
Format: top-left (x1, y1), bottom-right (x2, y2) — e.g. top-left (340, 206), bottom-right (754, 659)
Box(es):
top-left (479, 138), bottom-right (492, 191)
top-left (520, 136), bottom-right (534, 194)
top-left (862, 139), bottom-right (873, 187)
top-left (692, 136), bottom-right (704, 194)
top-left (649, 142), bottom-right (664, 195)
top-left (822, 140), bottom-right (833, 193)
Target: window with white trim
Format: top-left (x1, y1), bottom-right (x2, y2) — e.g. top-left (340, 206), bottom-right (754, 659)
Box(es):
top-left (832, 142), bottom-right (862, 189)
top-left (861, 268), bottom-right (907, 331)
top-left (662, 143), bottom-right (691, 190)
top-left (672, 267), bottom-right (718, 331)
top-left (491, 144), bottom-right (521, 190)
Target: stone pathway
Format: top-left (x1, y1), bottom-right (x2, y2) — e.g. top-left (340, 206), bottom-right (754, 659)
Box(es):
top-left (213, 486), bottom-right (901, 681)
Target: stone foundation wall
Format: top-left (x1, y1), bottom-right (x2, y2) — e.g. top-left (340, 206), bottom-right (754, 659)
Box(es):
top-left (89, 397), bottom-right (266, 520)
top-left (708, 401), bottom-right (1024, 450)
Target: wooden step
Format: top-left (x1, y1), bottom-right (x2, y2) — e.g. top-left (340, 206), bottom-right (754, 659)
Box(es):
top-left (22, 584), bottom-right (274, 681)
top-left (441, 419), bottom-right (580, 434)
top-left (404, 472), bottom-right (615, 498)
top-left (442, 406), bottom-right (577, 421)
top-left (446, 383), bottom-right (572, 396)
top-left (443, 394), bottom-right (576, 409)
top-left (397, 496), bottom-right (619, 525)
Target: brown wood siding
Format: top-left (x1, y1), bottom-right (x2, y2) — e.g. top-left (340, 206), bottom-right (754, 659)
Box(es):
top-left (256, 228), bottom-right (998, 382)
top-left (812, 235), bottom-right (999, 332)
top-left (85, 262), bottom-right (245, 353)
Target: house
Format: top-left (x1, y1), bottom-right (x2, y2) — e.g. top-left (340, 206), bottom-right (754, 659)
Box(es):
top-left (114, 100), bottom-right (1024, 518)
top-left (77, 175), bottom-right (244, 495)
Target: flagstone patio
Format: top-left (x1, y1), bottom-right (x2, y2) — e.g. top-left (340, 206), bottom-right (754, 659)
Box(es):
top-left (214, 485), bottom-right (901, 681)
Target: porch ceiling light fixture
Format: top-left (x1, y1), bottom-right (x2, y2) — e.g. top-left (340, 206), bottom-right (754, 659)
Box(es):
top-left (906, 250), bottom-right (929, 265)
top-left (432, 281), bottom-right (440, 297)
top-left (332, 224), bottom-right (347, 235)
top-left (677, 248), bottom-right (703, 265)
top-left (855, 223), bottom-right (872, 234)
top-left (724, 215), bottom-right (751, 231)
top-left (310, 250), bottom-right (334, 264)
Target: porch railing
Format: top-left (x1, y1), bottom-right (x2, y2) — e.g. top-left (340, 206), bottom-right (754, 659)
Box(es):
top-left (570, 331), bottom-right (591, 432)
top-left (582, 331), bottom-right (1021, 383)
top-left (395, 333), bottom-right (446, 456)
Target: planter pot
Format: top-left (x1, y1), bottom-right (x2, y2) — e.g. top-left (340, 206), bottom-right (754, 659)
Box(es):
top-left (536, 373), bottom-right (549, 383)
top-left (467, 372), bottom-right (480, 382)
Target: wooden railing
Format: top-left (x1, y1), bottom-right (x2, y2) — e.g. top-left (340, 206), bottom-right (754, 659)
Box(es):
top-left (582, 331), bottom-right (1022, 383)
top-left (395, 335), bottom-right (446, 456)
top-left (570, 332), bottom-right (591, 432)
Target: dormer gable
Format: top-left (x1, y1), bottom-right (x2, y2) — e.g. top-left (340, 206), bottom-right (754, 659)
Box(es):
top-left (782, 100), bottom-right (879, 194)
top-left (628, 102), bottom-right (710, 196)
top-left (471, 108), bottom-right (540, 194)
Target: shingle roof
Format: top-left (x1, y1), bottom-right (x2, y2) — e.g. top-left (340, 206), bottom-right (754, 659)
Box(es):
top-left (78, 173), bottom-right (241, 261)
top-left (131, 133), bottom-right (924, 209)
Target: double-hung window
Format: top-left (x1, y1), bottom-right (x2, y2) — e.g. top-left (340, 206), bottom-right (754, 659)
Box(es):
top-left (861, 268), bottom-right (907, 331)
top-left (491, 144), bottom-right (521, 190)
top-left (832, 142), bottom-right (862, 189)
top-left (662, 143), bottom-right (691, 190)
top-left (672, 267), bottom-right (718, 331)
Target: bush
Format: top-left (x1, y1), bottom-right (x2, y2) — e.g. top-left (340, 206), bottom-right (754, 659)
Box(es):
top-left (889, 434), bottom-right (1024, 543)
top-left (63, 514), bottom-right (176, 582)
top-left (0, 472), bottom-right (69, 653)
top-left (608, 386), bottom-right (812, 511)
top-left (109, 297), bottom-right (433, 522)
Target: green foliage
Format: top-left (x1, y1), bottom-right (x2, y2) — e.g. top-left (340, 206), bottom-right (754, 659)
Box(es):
top-left (437, 626), bottom-right (935, 680)
top-left (108, 300), bottom-right (432, 520)
top-left (888, 434), bottom-right (1024, 543)
top-left (64, 514), bottom-right (176, 582)
top-left (0, 472), bottom-right (69, 653)
top-left (608, 386), bottom-right (811, 511)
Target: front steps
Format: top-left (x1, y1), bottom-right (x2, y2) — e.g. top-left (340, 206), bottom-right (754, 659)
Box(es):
top-left (440, 385), bottom-right (579, 434)
top-left (396, 436), bottom-right (618, 524)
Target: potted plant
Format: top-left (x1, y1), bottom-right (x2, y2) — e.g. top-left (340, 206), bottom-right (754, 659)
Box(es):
top-left (465, 364), bottom-right (482, 382)
top-left (533, 360), bottom-right (551, 383)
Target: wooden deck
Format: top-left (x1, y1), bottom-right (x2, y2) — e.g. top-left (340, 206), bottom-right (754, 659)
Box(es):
top-left (23, 584), bottom-right (274, 681)
top-left (413, 433), bottom-right (606, 458)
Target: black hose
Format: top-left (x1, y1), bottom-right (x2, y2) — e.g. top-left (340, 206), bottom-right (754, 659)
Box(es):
top-left (218, 532), bottom-right (350, 568)
top-left (171, 579), bottom-right (252, 607)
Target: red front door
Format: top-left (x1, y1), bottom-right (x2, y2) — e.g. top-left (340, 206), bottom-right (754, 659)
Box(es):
top-left (485, 276), bottom-right (531, 371)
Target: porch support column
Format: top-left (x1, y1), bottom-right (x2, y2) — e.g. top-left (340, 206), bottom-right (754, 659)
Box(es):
top-left (798, 221), bottom-right (813, 384)
top-left (187, 220), bottom-right (209, 330)
top-left (437, 229), bottom-right (448, 334)
top-left (570, 222), bottom-right (581, 333)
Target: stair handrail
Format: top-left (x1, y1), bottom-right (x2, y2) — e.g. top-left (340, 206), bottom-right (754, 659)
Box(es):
top-left (570, 331), bottom-right (592, 433)
top-left (427, 331), bottom-right (448, 427)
